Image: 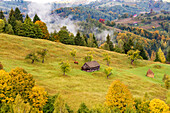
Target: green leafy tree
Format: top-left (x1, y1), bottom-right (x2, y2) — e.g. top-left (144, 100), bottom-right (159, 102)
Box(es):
top-left (0, 19), bottom-right (5, 32)
top-left (104, 67), bottom-right (112, 79)
top-left (37, 49), bottom-right (47, 63)
top-left (14, 7), bottom-right (23, 22)
top-left (33, 14), bottom-right (41, 23)
top-left (58, 26), bottom-right (74, 45)
top-left (106, 80), bottom-right (134, 112)
top-left (103, 53), bottom-right (111, 66)
top-left (0, 10), bottom-right (5, 19)
top-left (127, 50), bottom-right (143, 65)
top-left (60, 61), bottom-right (70, 76)
top-left (84, 52), bottom-right (93, 62)
top-left (25, 52), bottom-right (39, 64)
top-left (70, 49), bottom-right (76, 61)
top-left (77, 103), bottom-right (90, 113)
top-left (5, 24), bottom-right (14, 34)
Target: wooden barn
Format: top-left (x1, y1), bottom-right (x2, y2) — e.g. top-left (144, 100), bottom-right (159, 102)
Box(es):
top-left (146, 69), bottom-right (154, 78)
top-left (81, 61), bottom-right (100, 72)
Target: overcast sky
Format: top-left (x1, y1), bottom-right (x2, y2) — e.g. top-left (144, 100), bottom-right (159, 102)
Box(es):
top-left (24, 0), bottom-right (98, 3)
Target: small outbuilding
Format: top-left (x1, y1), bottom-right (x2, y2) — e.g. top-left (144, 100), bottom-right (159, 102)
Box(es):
top-left (146, 69), bottom-right (154, 78)
top-left (81, 61), bottom-right (100, 72)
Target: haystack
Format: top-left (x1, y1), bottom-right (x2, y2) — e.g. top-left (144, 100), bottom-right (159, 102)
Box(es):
top-left (146, 69), bottom-right (154, 78)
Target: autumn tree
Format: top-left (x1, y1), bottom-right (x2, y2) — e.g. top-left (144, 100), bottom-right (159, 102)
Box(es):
top-left (0, 10), bottom-right (5, 19)
top-left (0, 70), bottom-right (14, 103)
top-left (29, 86), bottom-right (48, 111)
top-left (0, 19), bottom-right (5, 32)
top-left (127, 50), bottom-right (143, 64)
top-left (157, 48), bottom-right (166, 63)
top-left (9, 67), bottom-right (35, 101)
top-left (25, 52), bottom-right (39, 64)
top-left (35, 20), bottom-right (49, 40)
top-left (84, 52), bottom-right (93, 62)
top-left (150, 51), bottom-right (156, 61)
top-left (37, 49), bottom-right (47, 63)
top-left (106, 80), bottom-right (134, 112)
top-left (12, 94), bottom-right (31, 113)
top-left (70, 49), bottom-right (76, 61)
top-left (167, 49), bottom-right (170, 62)
top-left (33, 14), bottom-right (41, 23)
top-left (104, 67), bottom-right (112, 79)
top-left (14, 7), bottom-right (23, 22)
top-left (53, 95), bottom-right (68, 113)
top-left (149, 99), bottom-right (169, 113)
top-left (103, 53), bottom-right (111, 66)
top-left (60, 61), bottom-right (70, 76)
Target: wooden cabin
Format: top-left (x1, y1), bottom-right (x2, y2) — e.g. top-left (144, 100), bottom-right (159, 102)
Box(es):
top-left (81, 61), bottom-right (100, 72)
top-left (146, 69), bottom-right (154, 78)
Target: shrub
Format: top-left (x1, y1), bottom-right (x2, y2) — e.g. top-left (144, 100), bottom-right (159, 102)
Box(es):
top-left (0, 62), bottom-right (3, 70)
top-left (106, 80), bottom-right (134, 112)
top-left (149, 99), bottom-right (169, 113)
top-left (77, 103), bottom-right (90, 113)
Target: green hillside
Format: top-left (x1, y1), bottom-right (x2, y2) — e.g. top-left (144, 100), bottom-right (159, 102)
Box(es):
top-left (0, 33), bottom-right (169, 110)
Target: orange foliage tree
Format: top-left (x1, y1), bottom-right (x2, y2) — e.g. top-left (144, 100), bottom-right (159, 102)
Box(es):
top-left (35, 20), bottom-right (49, 40)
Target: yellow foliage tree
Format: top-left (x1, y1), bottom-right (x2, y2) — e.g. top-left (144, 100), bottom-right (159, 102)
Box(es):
top-left (149, 99), bottom-right (169, 113)
top-left (105, 80), bottom-right (134, 112)
top-left (13, 94), bottom-right (31, 113)
top-left (0, 70), bottom-right (14, 103)
top-left (157, 48), bottom-right (166, 63)
top-left (9, 67), bottom-right (35, 101)
top-left (35, 20), bottom-right (49, 40)
top-left (29, 86), bottom-right (48, 111)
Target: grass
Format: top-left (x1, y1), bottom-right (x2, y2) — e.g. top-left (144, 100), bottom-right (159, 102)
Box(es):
top-left (0, 33), bottom-right (169, 110)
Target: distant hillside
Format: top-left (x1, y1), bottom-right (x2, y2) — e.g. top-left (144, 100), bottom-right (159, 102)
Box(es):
top-left (0, 33), bottom-right (169, 110)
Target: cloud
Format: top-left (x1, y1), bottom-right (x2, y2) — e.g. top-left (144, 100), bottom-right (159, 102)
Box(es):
top-left (27, 2), bottom-right (79, 35)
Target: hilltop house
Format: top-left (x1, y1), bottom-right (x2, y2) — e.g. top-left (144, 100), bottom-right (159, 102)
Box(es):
top-left (81, 61), bottom-right (100, 72)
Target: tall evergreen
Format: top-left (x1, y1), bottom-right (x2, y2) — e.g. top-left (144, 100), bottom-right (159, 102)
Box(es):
top-left (8, 8), bottom-right (16, 30)
top-left (135, 43), bottom-right (148, 60)
top-left (167, 49), bottom-right (170, 62)
top-left (93, 34), bottom-right (98, 47)
top-left (74, 31), bottom-right (84, 46)
top-left (123, 38), bottom-right (134, 54)
top-left (106, 34), bottom-right (113, 51)
top-left (14, 7), bottom-right (23, 22)
top-left (33, 14), bottom-right (40, 23)
top-left (0, 10), bottom-right (5, 19)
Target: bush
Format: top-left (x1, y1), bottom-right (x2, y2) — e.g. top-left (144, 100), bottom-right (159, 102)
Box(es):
top-left (0, 62), bottom-right (3, 70)
top-left (77, 103), bottom-right (90, 113)
top-left (105, 80), bottom-right (134, 112)
top-left (149, 99), bottom-right (169, 113)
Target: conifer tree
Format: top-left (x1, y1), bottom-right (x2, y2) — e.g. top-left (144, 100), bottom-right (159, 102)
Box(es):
top-left (167, 49), bottom-right (170, 62)
top-left (33, 14), bottom-right (41, 23)
top-left (14, 7), bottom-right (23, 22)
top-left (8, 8), bottom-right (16, 29)
top-left (106, 34), bottom-right (113, 51)
top-left (93, 34), bottom-right (98, 47)
top-left (123, 38), bottom-right (134, 54)
top-left (74, 31), bottom-right (83, 45)
top-left (0, 10), bottom-right (5, 19)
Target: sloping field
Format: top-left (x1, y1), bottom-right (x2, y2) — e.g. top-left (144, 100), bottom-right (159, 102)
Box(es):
top-left (0, 33), bottom-right (169, 110)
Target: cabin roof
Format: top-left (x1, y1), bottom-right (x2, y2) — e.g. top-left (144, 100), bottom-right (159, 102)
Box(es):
top-left (84, 61), bottom-right (100, 68)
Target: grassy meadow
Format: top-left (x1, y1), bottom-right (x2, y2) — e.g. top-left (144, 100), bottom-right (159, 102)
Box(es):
top-left (0, 33), bottom-right (169, 110)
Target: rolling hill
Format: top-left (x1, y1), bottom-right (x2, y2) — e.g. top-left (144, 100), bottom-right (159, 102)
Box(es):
top-left (0, 33), bottom-right (169, 110)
